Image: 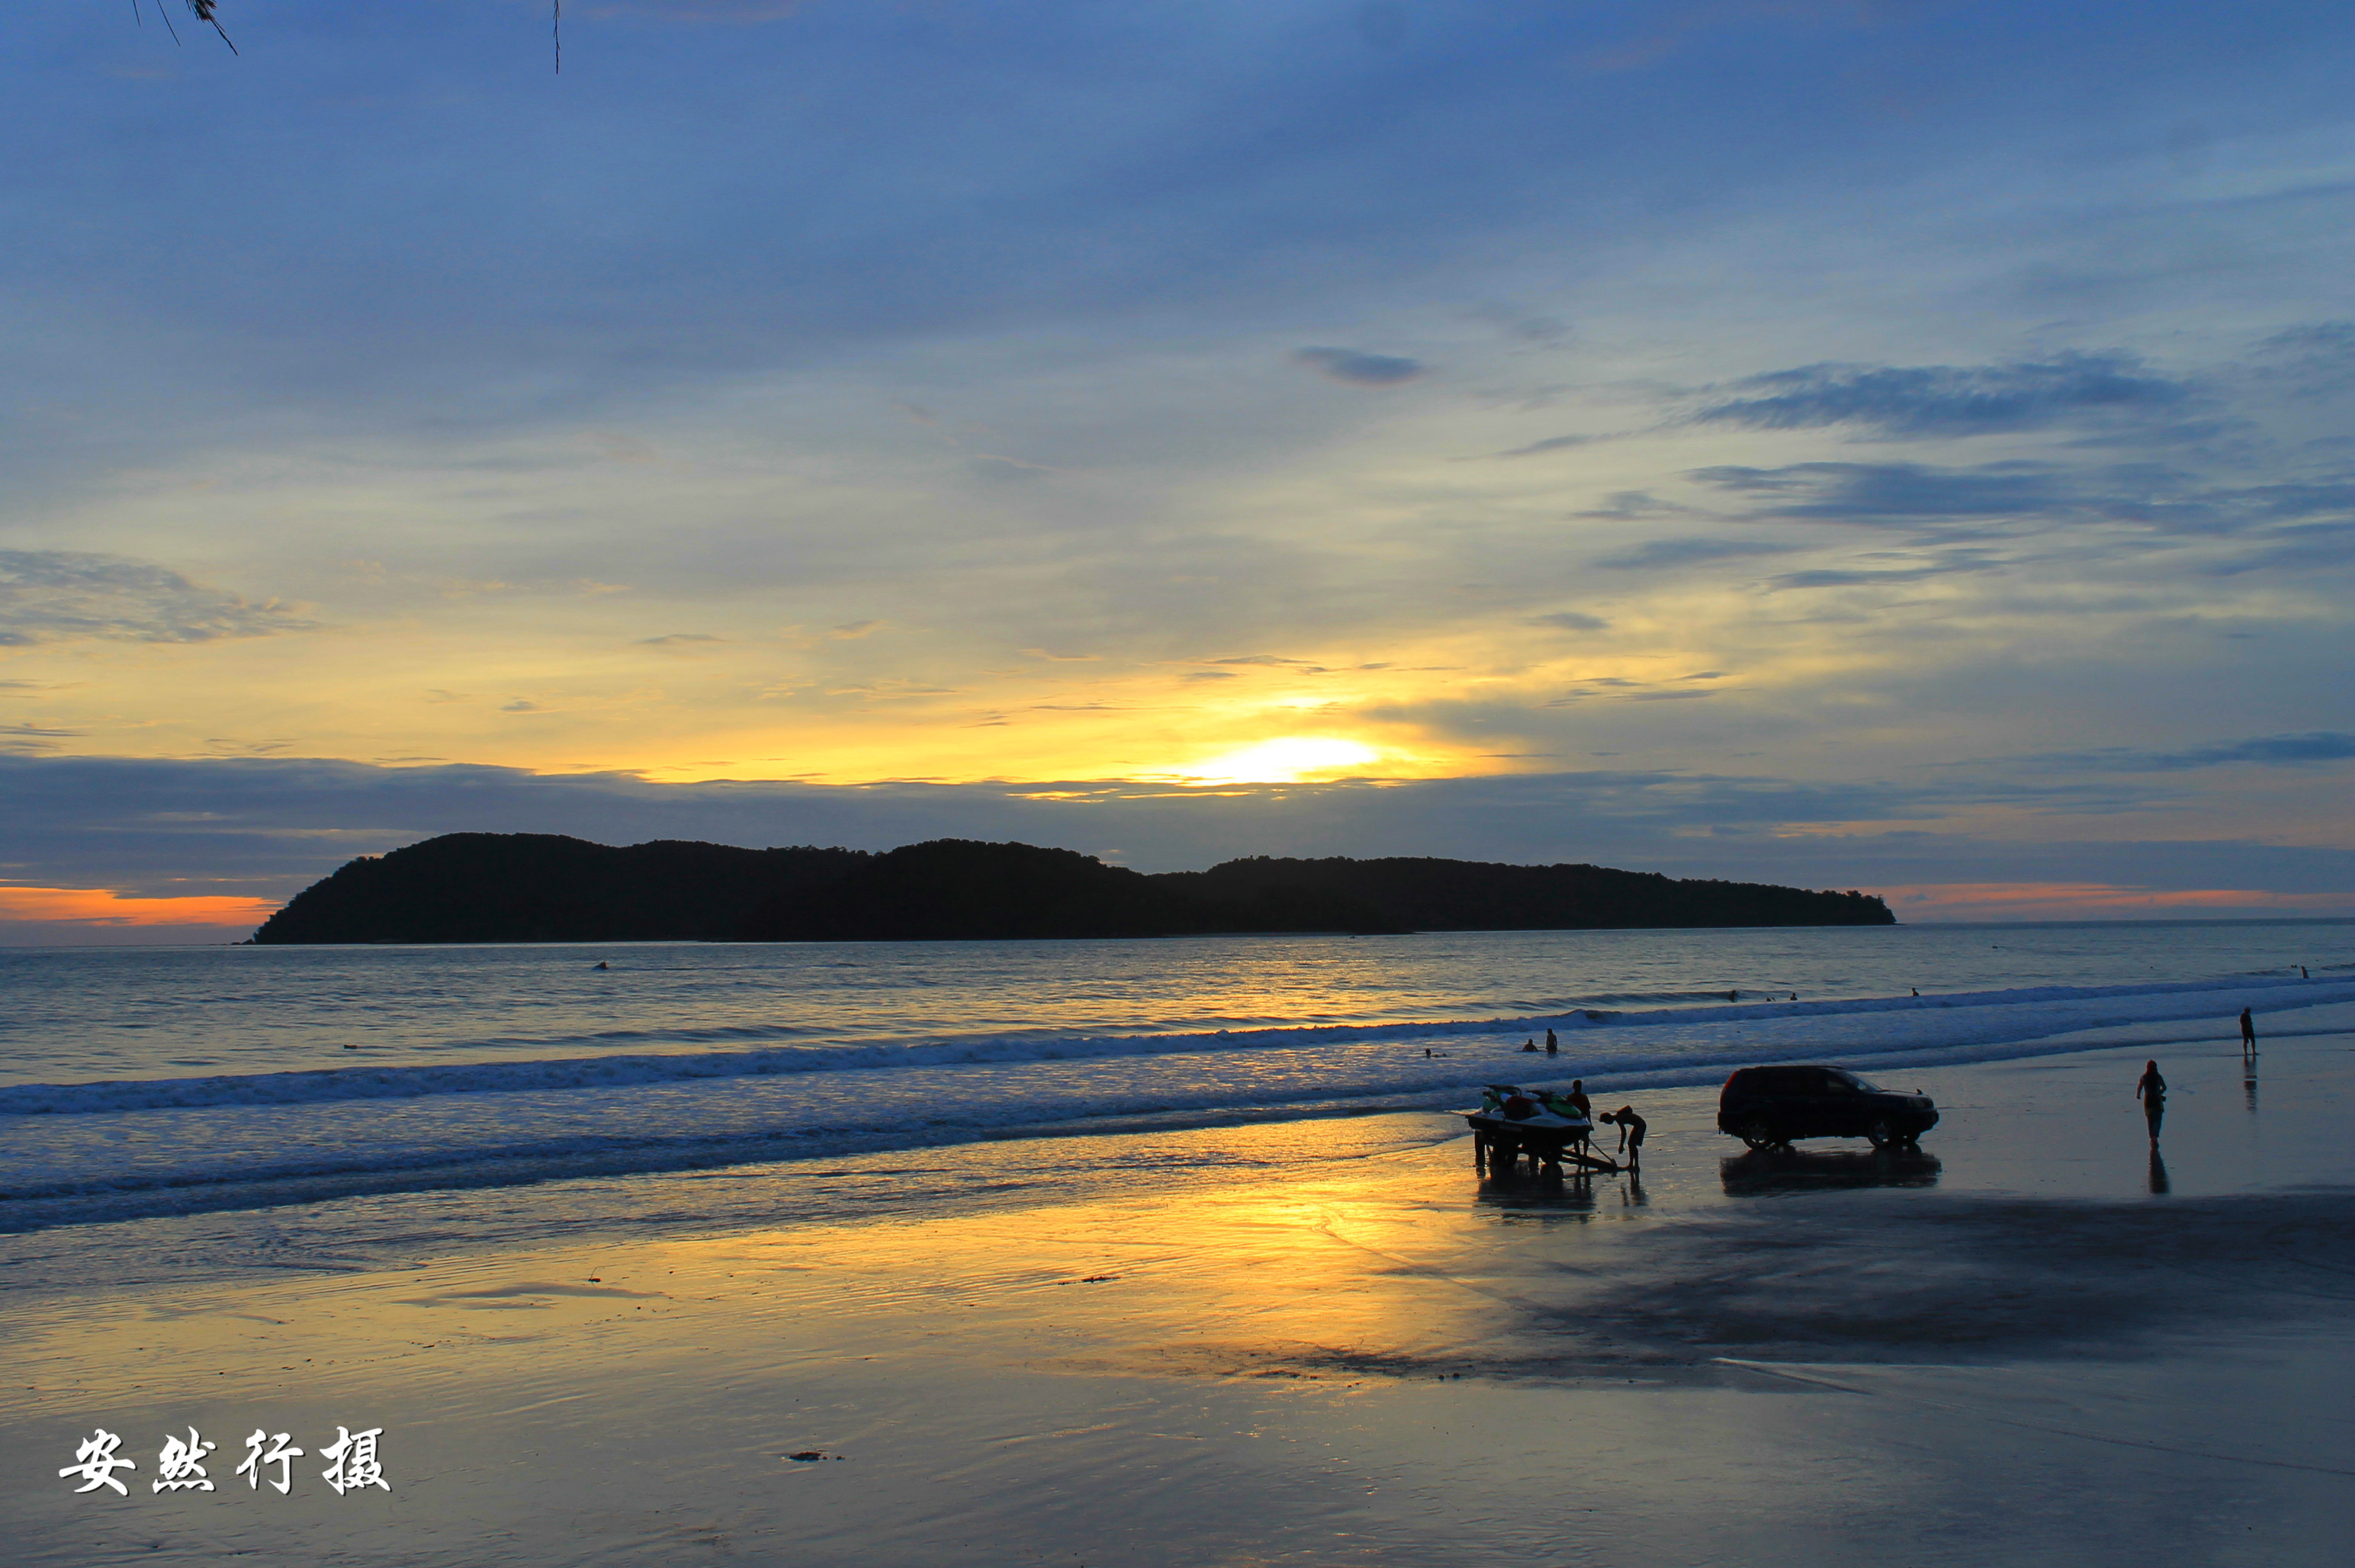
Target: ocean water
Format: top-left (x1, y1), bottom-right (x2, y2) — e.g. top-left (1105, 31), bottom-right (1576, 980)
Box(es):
top-left (2, 921), bottom-right (2350, 1241)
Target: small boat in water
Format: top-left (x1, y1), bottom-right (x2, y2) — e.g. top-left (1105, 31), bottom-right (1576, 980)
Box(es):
top-left (1459, 1084), bottom-right (1622, 1174)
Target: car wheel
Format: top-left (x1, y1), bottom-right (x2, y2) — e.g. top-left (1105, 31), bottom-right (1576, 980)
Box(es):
top-left (1866, 1117), bottom-right (1897, 1150)
top-left (1739, 1116), bottom-right (1778, 1152)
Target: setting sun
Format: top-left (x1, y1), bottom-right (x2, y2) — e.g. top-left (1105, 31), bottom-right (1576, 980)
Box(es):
top-left (1175, 737), bottom-right (1382, 785)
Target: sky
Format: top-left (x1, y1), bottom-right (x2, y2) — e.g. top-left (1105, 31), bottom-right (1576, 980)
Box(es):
top-left (4, 0), bottom-right (2353, 942)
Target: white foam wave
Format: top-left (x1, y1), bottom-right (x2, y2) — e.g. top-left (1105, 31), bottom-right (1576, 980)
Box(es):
top-left (2, 975), bottom-right (2327, 1119)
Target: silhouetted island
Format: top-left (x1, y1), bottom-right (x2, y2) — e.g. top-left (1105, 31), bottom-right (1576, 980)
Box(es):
top-left (246, 833), bottom-right (1894, 943)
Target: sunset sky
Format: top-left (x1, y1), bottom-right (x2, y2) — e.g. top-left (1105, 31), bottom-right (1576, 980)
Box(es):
top-left (5, 1), bottom-right (2353, 941)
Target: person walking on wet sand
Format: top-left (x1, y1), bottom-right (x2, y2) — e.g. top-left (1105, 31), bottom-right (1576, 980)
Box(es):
top-left (2239, 1007), bottom-right (2257, 1056)
top-left (2136, 1060), bottom-right (2167, 1143)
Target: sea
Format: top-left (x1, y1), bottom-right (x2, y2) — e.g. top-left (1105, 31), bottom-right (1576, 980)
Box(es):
top-left (4, 921), bottom-right (2353, 1286)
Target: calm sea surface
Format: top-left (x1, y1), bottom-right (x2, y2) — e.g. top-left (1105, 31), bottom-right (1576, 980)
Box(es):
top-left (4, 921), bottom-right (2347, 1088)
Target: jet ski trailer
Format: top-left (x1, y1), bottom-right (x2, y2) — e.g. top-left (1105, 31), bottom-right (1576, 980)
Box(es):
top-left (1461, 1085), bottom-right (1625, 1175)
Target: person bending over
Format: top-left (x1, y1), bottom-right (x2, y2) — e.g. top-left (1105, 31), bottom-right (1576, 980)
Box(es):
top-left (1599, 1106), bottom-right (1647, 1170)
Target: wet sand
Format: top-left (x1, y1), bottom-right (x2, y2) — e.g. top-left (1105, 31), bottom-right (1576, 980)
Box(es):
top-left (8, 1017), bottom-right (2354, 1566)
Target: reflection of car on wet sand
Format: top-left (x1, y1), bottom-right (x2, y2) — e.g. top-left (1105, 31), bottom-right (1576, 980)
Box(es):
top-left (1720, 1147), bottom-right (1942, 1196)
top-left (1717, 1065), bottom-right (1939, 1151)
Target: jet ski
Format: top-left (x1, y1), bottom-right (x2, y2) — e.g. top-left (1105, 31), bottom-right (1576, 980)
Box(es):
top-left (1460, 1084), bottom-right (1619, 1173)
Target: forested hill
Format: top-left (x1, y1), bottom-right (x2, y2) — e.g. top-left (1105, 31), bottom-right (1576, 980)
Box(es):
top-left (1158, 855), bottom-right (1894, 931)
top-left (246, 833), bottom-right (1894, 944)
top-left (249, 834), bottom-right (868, 944)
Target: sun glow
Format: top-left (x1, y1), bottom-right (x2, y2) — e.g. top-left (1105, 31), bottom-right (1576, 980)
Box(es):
top-left (1174, 737), bottom-right (1382, 785)
top-left (0, 887), bottom-right (282, 927)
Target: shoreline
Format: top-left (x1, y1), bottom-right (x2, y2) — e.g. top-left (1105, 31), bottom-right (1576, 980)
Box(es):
top-left (6, 984), bottom-right (2351, 1258)
top-left (8, 1025), bottom-right (2354, 1563)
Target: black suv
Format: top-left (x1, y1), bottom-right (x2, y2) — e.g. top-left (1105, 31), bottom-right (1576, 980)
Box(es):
top-left (1717, 1065), bottom-right (1938, 1151)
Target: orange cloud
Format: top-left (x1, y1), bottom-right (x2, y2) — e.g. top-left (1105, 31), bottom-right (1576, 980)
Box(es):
top-left (0, 887), bottom-right (280, 927)
top-left (1879, 883), bottom-right (2353, 921)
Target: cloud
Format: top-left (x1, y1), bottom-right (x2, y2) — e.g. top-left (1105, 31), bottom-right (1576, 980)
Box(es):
top-left (1590, 536), bottom-right (1800, 570)
top-left (1768, 555), bottom-right (2001, 590)
top-left (501, 700), bottom-right (545, 713)
top-left (0, 551), bottom-right (316, 647)
top-left (635, 633), bottom-right (727, 647)
top-left (2030, 731), bottom-right (2355, 773)
top-left (1688, 462), bottom-right (2074, 529)
top-left (1526, 611), bottom-right (1610, 631)
top-left (1291, 347), bottom-right (1425, 387)
top-left (1692, 352), bottom-right (2199, 436)
top-left (1496, 434), bottom-right (1598, 458)
top-left (831, 620), bottom-right (884, 639)
top-left (1574, 493), bottom-right (1698, 520)
top-left (2247, 321), bottom-right (2355, 397)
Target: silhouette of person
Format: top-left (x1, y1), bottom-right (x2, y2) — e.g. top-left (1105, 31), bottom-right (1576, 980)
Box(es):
top-left (1544, 1028), bottom-right (1558, 1054)
top-left (2136, 1060), bottom-right (2167, 1143)
top-left (2148, 1146), bottom-right (2170, 1196)
top-left (593, 961), bottom-right (609, 970)
top-left (2301, 966), bottom-right (2310, 979)
top-left (1521, 1039), bottom-right (1538, 1052)
top-left (1911, 988), bottom-right (1920, 997)
top-left (2239, 1007), bottom-right (2257, 1054)
top-left (1565, 1079), bottom-right (1592, 1117)
top-left (1600, 1105), bottom-right (1647, 1169)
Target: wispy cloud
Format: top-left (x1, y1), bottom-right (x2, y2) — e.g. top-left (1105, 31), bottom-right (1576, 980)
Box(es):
top-left (0, 551), bottom-right (315, 647)
top-left (1291, 347), bottom-right (1425, 387)
top-left (2027, 731), bottom-right (2355, 773)
top-left (1496, 434), bottom-right (1598, 458)
top-left (1692, 352), bottom-right (2199, 437)
top-left (1591, 537), bottom-right (1799, 570)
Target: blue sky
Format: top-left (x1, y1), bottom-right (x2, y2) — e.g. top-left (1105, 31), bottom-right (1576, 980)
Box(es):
top-left (4, 2), bottom-right (2353, 939)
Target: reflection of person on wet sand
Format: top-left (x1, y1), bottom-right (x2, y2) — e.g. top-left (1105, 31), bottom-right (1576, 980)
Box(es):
top-left (2136, 1060), bottom-right (2167, 1143)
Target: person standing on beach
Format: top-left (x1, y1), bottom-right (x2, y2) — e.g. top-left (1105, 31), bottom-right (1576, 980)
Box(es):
top-left (2239, 1007), bottom-right (2257, 1055)
top-left (2136, 1061), bottom-right (2167, 1143)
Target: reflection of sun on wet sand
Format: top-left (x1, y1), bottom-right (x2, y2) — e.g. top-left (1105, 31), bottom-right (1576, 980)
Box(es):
top-left (8, 1017), bottom-right (2355, 1566)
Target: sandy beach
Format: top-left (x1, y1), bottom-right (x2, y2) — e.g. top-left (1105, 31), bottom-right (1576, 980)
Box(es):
top-left (10, 1010), bottom-right (2354, 1566)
